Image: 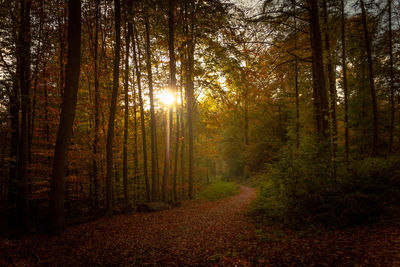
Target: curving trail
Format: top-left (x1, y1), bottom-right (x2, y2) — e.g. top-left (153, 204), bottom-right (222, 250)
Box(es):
top-left (2, 185), bottom-right (400, 266)
top-left (1, 186), bottom-right (258, 266)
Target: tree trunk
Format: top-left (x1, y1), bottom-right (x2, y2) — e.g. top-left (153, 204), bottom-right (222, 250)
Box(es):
top-left (309, 0), bottom-right (329, 141)
top-left (341, 0), bottom-right (349, 161)
top-left (186, 0), bottom-right (195, 199)
top-left (8, 73), bottom-right (19, 222)
top-left (145, 13), bottom-right (158, 201)
top-left (129, 19), bottom-right (139, 203)
top-left (388, 0), bottom-right (394, 154)
top-left (105, 0), bottom-right (121, 216)
top-left (123, 22), bottom-right (131, 209)
top-left (360, 0), bottom-right (378, 156)
top-left (131, 20), bottom-right (150, 202)
top-left (57, 0), bottom-right (65, 104)
top-left (293, 2), bottom-right (299, 148)
top-left (323, 0), bottom-right (338, 153)
top-left (323, 0), bottom-right (337, 181)
top-left (50, 0), bottom-right (81, 233)
top-left (164, 0), bottom-right (177, 202)
top-left (180, 63), bottom-right (185, 198)
top-left (92, 0), bottom-right (100, 212)
top-left (16, 0), bottom-right (32, 231)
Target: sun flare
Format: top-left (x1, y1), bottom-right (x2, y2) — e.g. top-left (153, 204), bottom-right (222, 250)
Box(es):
top-left (159, 90), bottom-right (175, 106)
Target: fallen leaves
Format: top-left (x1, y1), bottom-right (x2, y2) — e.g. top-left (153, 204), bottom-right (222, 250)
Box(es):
top-left (1, 186), bottom-right (400, 266)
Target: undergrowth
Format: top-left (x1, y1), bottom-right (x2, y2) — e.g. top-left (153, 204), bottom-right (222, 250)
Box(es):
top-left (196, 180), bottom-right (241, 201)
top-left (250, 142), bottom-right (400, 228)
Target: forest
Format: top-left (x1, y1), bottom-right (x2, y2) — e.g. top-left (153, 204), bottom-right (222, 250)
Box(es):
top-left (0, 0), bottom-right (400, 265)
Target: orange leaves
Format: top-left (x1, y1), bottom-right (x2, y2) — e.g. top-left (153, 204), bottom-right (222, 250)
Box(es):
top-left (2, 186), bottom-right (400, 265)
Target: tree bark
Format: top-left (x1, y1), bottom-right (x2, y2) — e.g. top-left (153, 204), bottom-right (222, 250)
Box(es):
top-left (105, 0), bottom-right (121, 216)
top-left (131, 20), bottom-right (150, 202)
top-left (309, 0), bottom-right (329, 141)
top-left (186, 0), bottom-right (195, 199)
top-left (323, 0), bottom-right (338, 154)
top-left (50, 0), bottom-right (81, 233)
top-left (180, 63), bottom-right (185, 198)
top-left (16, 0), bottom-right (32, 231)
top-left (92, 0), bottom-right (100, 212)
top-left (293, 2), bottom-right (299, 148)
top-left (360, 0), bottom-right (378, 156)
top-left (123, 22), bottom-right (131, 209)
top-left (388, 0), bottom-right (394, 154)
top-left (341, 0), bottom-right (349, 161)
top-left (145, 12), bottom-right (158, 201)
top-left (163, 0), bottom-right (177, 202)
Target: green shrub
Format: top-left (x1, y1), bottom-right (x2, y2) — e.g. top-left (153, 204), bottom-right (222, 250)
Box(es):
top-left (196, 180), bottom-right (241, 201)
top-left (250, 142), bottom-right (400, 228)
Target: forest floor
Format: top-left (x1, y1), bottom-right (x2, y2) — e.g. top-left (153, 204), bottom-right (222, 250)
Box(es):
top-left (1, 186), bottom-right (400, 266)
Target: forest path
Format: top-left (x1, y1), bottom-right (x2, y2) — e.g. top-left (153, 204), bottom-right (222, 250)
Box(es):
top-left (2, 185), bottom-right (400, 266)
top-left (1, 186), bottom-right (259, 266)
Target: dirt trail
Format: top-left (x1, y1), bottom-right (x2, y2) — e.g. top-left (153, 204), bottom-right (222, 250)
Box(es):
top-left (1, 186), bottom-right (258, 266)
top-left (3, 186), bottom-right (400, 266)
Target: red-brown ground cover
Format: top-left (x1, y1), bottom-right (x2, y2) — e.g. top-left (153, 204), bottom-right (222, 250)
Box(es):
top-left (1, 186), bottom-right (400, 266)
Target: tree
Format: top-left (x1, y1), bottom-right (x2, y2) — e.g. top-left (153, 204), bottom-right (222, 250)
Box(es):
top-left (388, 0), bottom-right (394, 154)
top-left (50, 0), bottom-right (81, 233)
top-left (130, 18), bottom-right (151, 202)
top-left (323, 0), bottom-right (338, 159)
top-left (145, 10), bottom-right (159, 201)
top-left (123, 20), bottom-right (131, 209)
top-left (92, 0), bottom-right (100, 212)
top-left (341, 0), bottom-right (349, 161)
top-left (309, 0), bottom-right (330, 141)
top-left (360, 0), bottom-right (378, 156)
top-left (105, 0), bottom-right (121, 216)
top-left (16, 0), bottom-right (32, 231)
top-left (186, 0), bottom-right (195, 199)
top-left (166, 0), bottom-right (177, 202)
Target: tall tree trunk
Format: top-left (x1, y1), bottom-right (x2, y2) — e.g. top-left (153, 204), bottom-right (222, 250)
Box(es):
top-left (57, 0), bottom-right (65, 104)
top-left (129, 22), bottom-right (139, 202)
top-left (162, 111), bottom-right (170, 202)
top-left (145, 13), bottom-right (158, 201)
top-left (50, 0), bottom-right (81, 233)
top-left (105, 0), bottom-right (121, 216)
top-left (132, 66), bottom-right (139, 202)
top-left (92, 0), bottom-right (100, 212)
top-left (131, 20), bottom-right (150, 202)
top-left (8, 74), bottom-right (19, 223)
top-left (180, 63), bottom-right (185, 198)
top-left (163, 0), bottom-right (177, 202)
top-left (323, 0), bottom-right (337, 181)
top-left (360, 0), bottom-right (378, 156)
top-left (123, 22), bottom-right (131, 209)
top-left (309, 0), bottom-right (329, 141)
top-left (173, 111), bottom-right (179, 202)
top-left (293, 2), bottom-right (300, 148)
top-left (323, 0), bottom-right (338, 152)
top-left (388, 0), bottom-right (395, 154)
top-left (341, 0), bottom-right (349, 161)
top-left (16, 0), bottom-right (32, 231)
top-left (186, 0), bottom-right (195, 199)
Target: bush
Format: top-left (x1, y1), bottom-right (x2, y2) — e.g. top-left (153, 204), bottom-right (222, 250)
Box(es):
top-left (250, 143), bottom-right (400, 228)
top-left (196, 180), bottom-right (241, 201)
